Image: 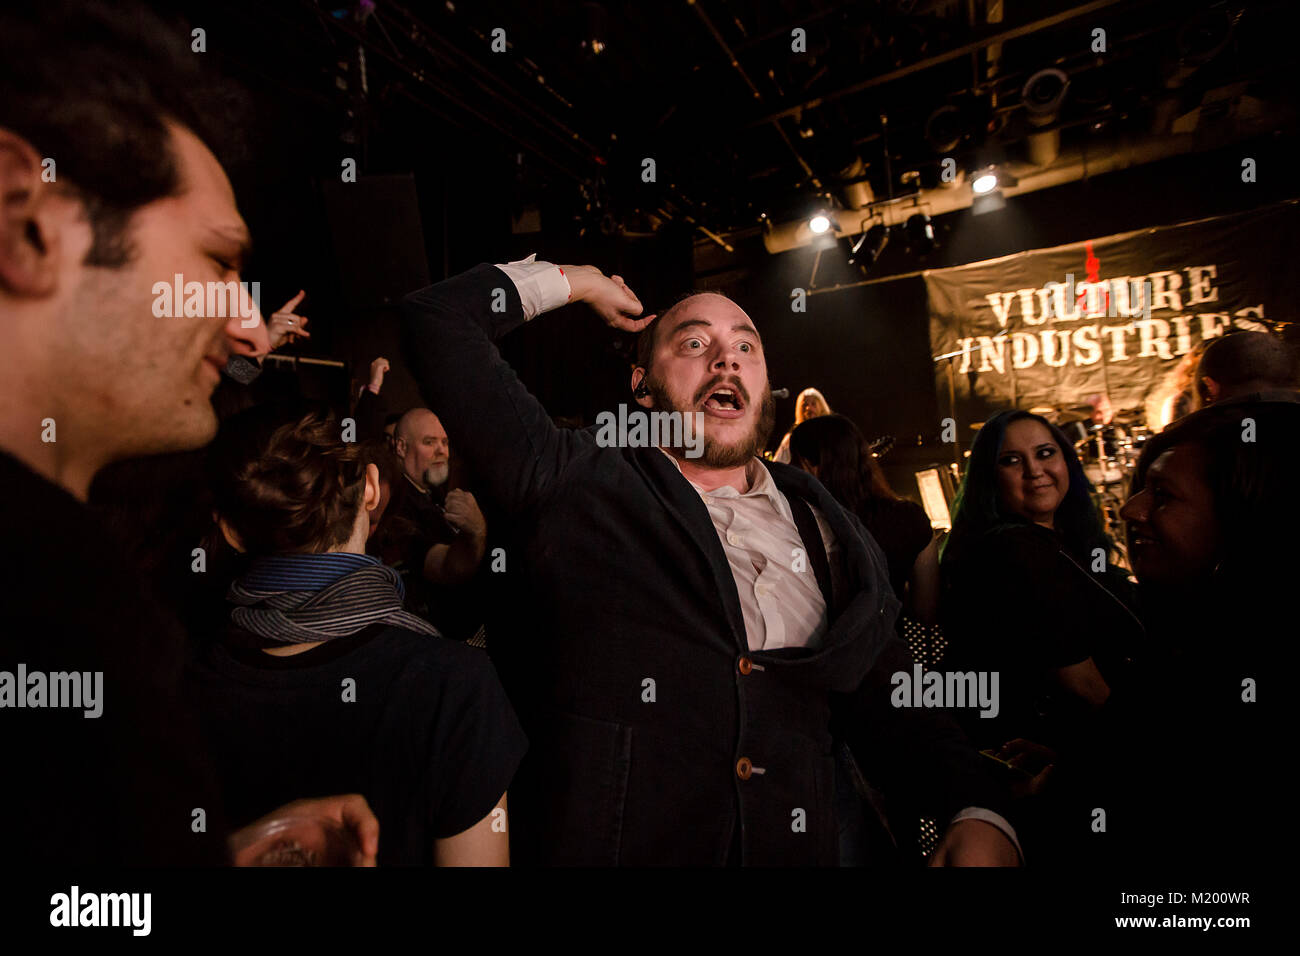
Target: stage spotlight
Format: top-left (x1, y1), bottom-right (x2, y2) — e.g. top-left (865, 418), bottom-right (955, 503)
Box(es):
top-left (808, 213), bottom-right (832, 234)
top-left (904, 213), bottom-right (936, 253)
top-left (971, 170), bottom-right (999, 194)
top-left (849, 223), bottom-right (890, 269)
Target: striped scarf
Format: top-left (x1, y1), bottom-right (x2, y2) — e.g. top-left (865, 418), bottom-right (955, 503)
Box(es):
top-left (228, 561), bottom-right (440, 644)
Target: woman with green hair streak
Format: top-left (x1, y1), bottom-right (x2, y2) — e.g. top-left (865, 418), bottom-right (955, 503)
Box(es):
top-left (938, 410), bottom-right (1141, 757)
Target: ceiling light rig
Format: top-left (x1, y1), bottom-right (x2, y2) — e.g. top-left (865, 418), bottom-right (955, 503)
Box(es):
top-left (848, 218), bottom-right (890, 272)
top-left (971, 167), bottom-right (1000, 194)
top-left (904, 211), bottom-right (936, 254)
top-left (968, 164), bottom-right (1018, 215)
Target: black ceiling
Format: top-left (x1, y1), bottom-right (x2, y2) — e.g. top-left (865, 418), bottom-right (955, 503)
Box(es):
top-left (173, 0), bottom-right (1299, 240)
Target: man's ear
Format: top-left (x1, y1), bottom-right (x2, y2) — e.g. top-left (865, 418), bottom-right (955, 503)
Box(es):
top-left (362, 463), bottom-right (380, 512)
top-left (0, 127), bottom-right (64, 298)
top-left (630, 368), bottom-right (653, 409)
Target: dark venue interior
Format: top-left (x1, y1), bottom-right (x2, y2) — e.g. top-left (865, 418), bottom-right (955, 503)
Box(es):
top-left (1, 0), bottom-right (1292, 933)
top-left (176, 0), bottom-right (1298, 484)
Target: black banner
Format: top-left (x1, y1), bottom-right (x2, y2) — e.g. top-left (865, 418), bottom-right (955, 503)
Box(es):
top-left (925, 200), bottom-right (1300, 426)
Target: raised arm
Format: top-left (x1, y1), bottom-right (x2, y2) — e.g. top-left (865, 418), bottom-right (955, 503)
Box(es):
top-left (401, 261), bottom-right (646, 520)
top-left (352, 357), bottom-right (389, 442)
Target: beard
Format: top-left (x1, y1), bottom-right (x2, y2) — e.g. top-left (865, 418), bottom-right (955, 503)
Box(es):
top-left (646, 375), bottom-right (776, 469)
top-left (422, 461), bottom-right (450, 488)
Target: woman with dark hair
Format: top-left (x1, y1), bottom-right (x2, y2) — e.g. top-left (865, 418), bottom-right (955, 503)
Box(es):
top-left (789, 414), bottom-right (938, 626)
top-left (186, 406), bottom-right (527, 865)
top-left (938, 410), bottom-right (1142, 754)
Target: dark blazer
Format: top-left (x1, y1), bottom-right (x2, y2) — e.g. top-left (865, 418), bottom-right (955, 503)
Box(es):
top-left (402, 264), bottom-right (1006, 865)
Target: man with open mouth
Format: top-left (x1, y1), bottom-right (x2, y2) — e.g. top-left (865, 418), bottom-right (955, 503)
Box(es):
top-left (402, 257), bottom-right (1021, 866)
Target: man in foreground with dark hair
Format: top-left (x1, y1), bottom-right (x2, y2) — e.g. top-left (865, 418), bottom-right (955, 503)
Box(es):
top-left (402, 259), bottom-right (1020, 865)
top-left (0, 0), bottom-right (379, 865)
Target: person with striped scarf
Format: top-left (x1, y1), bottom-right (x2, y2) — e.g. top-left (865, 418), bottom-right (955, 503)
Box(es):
top-left (186, 404), bottom-right (527, 865)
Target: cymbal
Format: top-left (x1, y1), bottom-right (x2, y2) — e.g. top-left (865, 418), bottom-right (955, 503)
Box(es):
top-left (1028, 403), bottom-right (1094, 423)
top-left (1059, 404), bottom-right (1098, 418)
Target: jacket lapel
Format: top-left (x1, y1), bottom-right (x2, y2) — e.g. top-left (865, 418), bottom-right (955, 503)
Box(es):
top-left (761, 459), bottom-right (901, 687)
top-left (787, 495), bottom-right (835, 613)
top-left (630, 449), bottom-right (898, 678)
top-left (633, 447), bottom-right (750, 651)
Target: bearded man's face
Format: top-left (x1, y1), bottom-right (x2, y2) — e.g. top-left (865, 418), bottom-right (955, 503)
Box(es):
top-left (638, 293), bottom-right (774, 468)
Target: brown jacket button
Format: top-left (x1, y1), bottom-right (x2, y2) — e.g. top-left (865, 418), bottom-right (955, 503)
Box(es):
top-left (738, 656), bottom-right (752, 675)
top-left (736, 757), bottom-right (753, 780)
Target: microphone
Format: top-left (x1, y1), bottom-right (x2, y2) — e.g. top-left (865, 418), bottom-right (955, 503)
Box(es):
top-left (223, 355), bottom-right (263, 385)
top-left (771, 387), bottom-right (790, 399)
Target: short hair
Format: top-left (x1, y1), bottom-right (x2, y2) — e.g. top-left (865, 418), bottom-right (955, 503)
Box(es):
top-left (1199, 331), bottom-right (1297, 391)
top-left (210, 406), bottom-right (367, 555)
top-left (0, 0), bottom-right (245, 267)
top-left (634, 289), bottom-right (732, 373)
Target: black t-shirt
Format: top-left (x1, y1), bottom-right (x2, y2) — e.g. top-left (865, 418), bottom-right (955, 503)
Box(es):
top-left (0, 450), bottom-right (228, 865)
top-left (858, 498), bottom-right (933, 600)
top-left (186, 623), bottom-right (527, 865)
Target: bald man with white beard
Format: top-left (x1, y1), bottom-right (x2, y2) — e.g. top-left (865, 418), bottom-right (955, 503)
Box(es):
top-left (395, 408), bottom-right (452, 492)
top-left (383, 408), bottom-right (488, 639)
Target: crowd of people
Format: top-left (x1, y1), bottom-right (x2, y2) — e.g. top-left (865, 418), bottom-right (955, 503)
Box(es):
top-left (2, 1), bottom-right (1285, 869)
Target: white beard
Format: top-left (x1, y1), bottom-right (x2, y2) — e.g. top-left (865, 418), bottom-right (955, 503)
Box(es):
top-left (423, 462), bottom-right (449, 488)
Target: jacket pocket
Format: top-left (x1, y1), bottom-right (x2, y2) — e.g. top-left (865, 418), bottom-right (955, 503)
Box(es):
top-left (537, 711), bottom-right (633, 865)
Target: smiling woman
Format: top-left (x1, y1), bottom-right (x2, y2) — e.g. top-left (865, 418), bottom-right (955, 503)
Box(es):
top-left (937, 410), bottom-right (1142, 763)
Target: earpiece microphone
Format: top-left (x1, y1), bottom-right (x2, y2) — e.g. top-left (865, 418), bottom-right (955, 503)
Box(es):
top-left (634, 381), bottom-right (650, 398)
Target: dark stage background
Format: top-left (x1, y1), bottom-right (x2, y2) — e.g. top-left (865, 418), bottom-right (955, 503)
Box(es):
top-left (166, 0), bottom-right (1300, 500)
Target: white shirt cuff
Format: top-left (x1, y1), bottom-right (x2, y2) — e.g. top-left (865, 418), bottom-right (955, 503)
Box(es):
top-left (495, 254), bottom-right (571, 321)
top-left (948, 807), bottom-right (1023, 862)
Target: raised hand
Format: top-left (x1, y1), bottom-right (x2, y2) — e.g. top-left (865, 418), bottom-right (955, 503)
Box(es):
top-left (369, 356), bottom-right (390, 391)
top-left (268, 289), bottom-right (312, 350)
top-left (561, 265), bottom-right (653, 332)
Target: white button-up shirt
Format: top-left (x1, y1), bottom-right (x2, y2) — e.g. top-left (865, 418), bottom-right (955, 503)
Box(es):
top-left (660, 451), bottom-right (838, 651)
